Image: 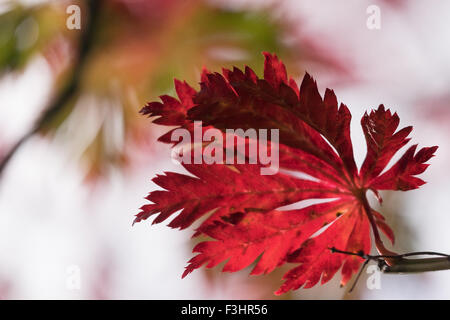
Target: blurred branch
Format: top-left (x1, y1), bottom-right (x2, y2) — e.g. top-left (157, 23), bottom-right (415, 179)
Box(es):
top-left (0, 0), bottom-right (103, 176)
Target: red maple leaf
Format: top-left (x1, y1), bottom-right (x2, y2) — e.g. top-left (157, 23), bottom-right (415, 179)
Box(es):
top-left (135, 52), bottom-right (437, 294)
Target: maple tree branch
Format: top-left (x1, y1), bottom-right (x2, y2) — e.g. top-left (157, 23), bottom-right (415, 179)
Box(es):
top-left (382, 257), bottom-right (450, 273)
top-left (330, 247), bottom-right (450, 291)
top-left (358, 191), bottom-right (450, 274)
top-left (330, 247), bottom-right (450, 260)
top-left (0, 0), bottom-right (102, 177)
top-left (357, 189), bottom-right (450, 274)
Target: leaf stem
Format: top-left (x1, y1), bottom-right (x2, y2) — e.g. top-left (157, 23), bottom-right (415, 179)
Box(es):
top-left (359, 190), bottom-right (397, 259)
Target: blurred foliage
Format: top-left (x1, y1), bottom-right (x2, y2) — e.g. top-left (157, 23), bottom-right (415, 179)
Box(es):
top-left (0, 3), bottom-right (69, 72)
top-left (0, 0), bottom-right (347, 181)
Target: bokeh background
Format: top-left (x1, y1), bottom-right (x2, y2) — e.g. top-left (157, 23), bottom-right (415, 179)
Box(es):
top-left (0, 0), bottom-right (449, 299)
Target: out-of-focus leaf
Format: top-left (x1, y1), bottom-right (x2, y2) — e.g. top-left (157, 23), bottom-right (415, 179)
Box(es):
top-left (0, 3), bottom-right (69, 73)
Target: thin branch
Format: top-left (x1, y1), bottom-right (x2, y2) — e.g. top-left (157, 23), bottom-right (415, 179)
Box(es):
top-left (0, 0), bottom-right (103, 177)
top-left (383, 257), bottom-right (450, 273)
top-left (330, 247), bottom-right (450, 260)
top-left (330, 246), bottom-right (450, 291)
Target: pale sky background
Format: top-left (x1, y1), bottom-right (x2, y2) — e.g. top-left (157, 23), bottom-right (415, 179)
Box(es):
top-left (0, 0), bottom-right (450, 299)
